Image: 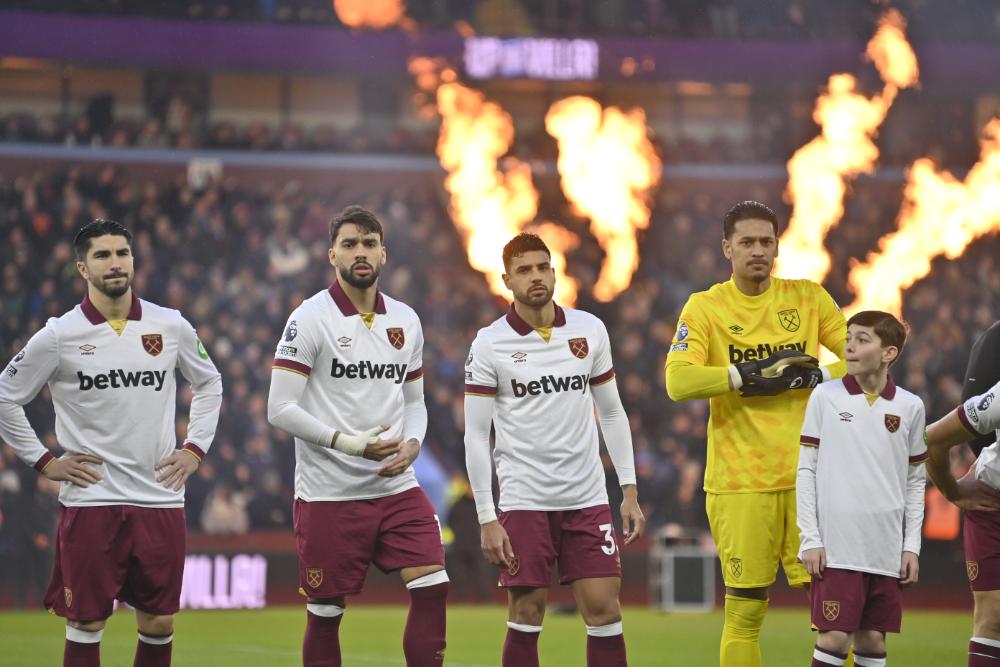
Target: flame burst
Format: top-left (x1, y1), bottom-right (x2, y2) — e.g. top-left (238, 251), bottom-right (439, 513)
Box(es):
top-left (845, 118), bottom-right (1000, 317)
top-left (414, 60), bottom-right (579, 305)
top-left (544, 96), bottom-right (661, 302)
top-left (778, 9), bottom-right (918, 281)
top-left (332, 0), bottom-right (406, 29)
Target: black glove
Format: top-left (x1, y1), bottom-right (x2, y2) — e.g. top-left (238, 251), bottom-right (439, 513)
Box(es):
top-left (736, 349), bottom-right (819, 397)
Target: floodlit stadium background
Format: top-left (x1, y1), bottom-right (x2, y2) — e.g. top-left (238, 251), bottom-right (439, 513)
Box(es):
top-left (0, 1), bottom-right (998, 664)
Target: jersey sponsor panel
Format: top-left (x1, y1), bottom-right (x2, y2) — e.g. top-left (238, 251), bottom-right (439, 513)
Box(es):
top-left (667, 277), bottom-right (846, 493)
top-left (273, 283), bottom-right (423, 501)
top-left (465, 305), bottom-right (614, 511)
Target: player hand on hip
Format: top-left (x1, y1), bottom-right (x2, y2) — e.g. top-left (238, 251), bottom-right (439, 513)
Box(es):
top-left (43, 453), bottom-right (104, 488)
top-left (156, 449), bottom-right (200, 491)
top-left (377, 438), bottom-right (420, 477)
top-left (480, 520), bottom-right (515, 568)
top-left (620, 485), bottom-right (646, 545)
top-left (899, 551), bottom-right (919, 585)
top-left (948, 467), bottom-right (1000, 511)
top-left (800, 547), bottom-right (826, 579)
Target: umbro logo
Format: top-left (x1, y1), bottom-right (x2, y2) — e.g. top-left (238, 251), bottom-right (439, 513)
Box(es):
top-left (512, 352), bottom-right (527, 364)
top-left (839, 412), bottom-right (853, 422)
top-left (337, 336), bottom-right (352, 349)
top-left (728, 325), bottom-right (744, 335)
top-left (79, 344), bottom-right (96, 355)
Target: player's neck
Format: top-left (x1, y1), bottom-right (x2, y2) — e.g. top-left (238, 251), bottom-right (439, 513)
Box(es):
top-left (732, 273), bottom-right (771, 296)
top-left (853, 369), bottom-right (888, 396)
top-left (338, 277), bottom-right (378, 313)
top-left (514, 299), bottom-right (556, 329)
top-left (88, 285), bottom-right (133, 320)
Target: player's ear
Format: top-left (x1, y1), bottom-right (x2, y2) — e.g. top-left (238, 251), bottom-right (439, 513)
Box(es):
top-left (502, 272), bottom-right (512, 290)
top-left (76, 260), bottom-right (89, 280)
top-left (327, 247), bottom-right (336, 268)
top-left (721, 237), bottom-right (732, 260)
top-left (773, 237), bottom-right (779, 258)
top-left (883, 345), bottom-right (899, 365)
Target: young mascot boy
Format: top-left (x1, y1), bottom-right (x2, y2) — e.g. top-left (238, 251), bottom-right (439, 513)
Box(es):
top-left (797, 311), bottom-right (927, 667)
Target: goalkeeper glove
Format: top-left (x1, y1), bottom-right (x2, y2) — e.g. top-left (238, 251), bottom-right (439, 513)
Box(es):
top-left (735, 349), bottom-right (819, 397)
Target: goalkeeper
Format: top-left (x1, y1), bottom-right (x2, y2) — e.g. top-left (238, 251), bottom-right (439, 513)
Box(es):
top-left (665, 201), bottom-right (846, 667)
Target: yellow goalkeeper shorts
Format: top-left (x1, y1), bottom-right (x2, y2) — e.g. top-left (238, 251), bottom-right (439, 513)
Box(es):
top-left (706, 489), bottom-right (810, 589)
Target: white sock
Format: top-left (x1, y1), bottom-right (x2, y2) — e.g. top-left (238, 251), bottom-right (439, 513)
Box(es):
top-left (586, 621), bottom-right (623, 637)
top-left (854, 654), bottom-right (886, 667)
top-left (66, 626), bottom-right (104, 644)
top-left (507, 622), bottom-right (542, 633)
top-left (812, 647), bottom-right (847, 666)
top-left (138, 632), bottom-right (173, 645)
top-left (405, 570), bottom-right (450, 589)
top-left (306, 603), bottom-right (345, 618)
top-left (973, 637), bottom-right (1000, 648)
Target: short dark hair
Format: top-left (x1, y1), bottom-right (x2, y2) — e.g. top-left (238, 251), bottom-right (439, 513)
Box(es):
top-left (723, 201), bottom-right (780, 239)
top-left (329, 205), bottom-right (384, 245)
top-left (73, 219), bottom-right (132, 261)
top-left (502, 233), bottom-right (551, 271)
top-left (847, 310), bottom-right (908, 364)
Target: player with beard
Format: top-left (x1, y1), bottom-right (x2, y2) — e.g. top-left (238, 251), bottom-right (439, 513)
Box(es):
top-left (0, 219), bottom-right (223, 667)
top-left (464, 233), bottom-right (644, 667)
top-left (267, 206), bottom-right (447, 667)
top-left (665, 201), bottom-right (847, 667)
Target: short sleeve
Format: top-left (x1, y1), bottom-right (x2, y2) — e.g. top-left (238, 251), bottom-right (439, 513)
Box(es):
top-left (272, 307), bottom-right (320, 379)
top-left (464, 333), bottom-right (497, 397)
top-left (589, 318), bottom-right (615, 386)
top-left (405, 318), bottom-right (424, 383)
top-left (908, 400), bottom-right (928, 464)
top-left (960, 381), bottom-right (1000, 436)
top-left (800, 389), bottom-right (823, 448)
top-left (667, 296), bottom-right (709, 365)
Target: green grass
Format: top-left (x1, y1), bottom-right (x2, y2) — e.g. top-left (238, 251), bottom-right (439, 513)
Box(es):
top-left (0, 605), bottom-right (973, 666)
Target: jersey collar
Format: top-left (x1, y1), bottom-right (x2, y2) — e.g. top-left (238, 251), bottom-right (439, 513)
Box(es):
top-left (506, 302), bottom-right (566, 336)
top-left (81, 292), bottom-right (142, 325)
top-left (842, 374), bottom-right (897, 400)
top-left (328, 280), bottom-right (386, 316)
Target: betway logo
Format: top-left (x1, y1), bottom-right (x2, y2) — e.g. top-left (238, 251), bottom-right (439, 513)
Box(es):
top-left (728, 341), bottom-right (807, 364)
top-left (512, 374), bottom-right (590, 397)
top-left (78, 370), bottom-right (167, 391)
top-left (331, 357), bottom-right (407, 384)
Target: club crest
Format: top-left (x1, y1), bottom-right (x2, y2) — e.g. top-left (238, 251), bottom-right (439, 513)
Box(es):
top-left (387, 327), bottom-right (405, 350)
top-left (778, 308), bottom-right (801, 332)
top-left (141, 333), bottom-right (163, 356)
top-left (823, 600), bottom-right (840, 621)
top-left (64, 587), bottom-right (73, 608)
top-left (569, 337), bottom-right (589, 359)
top-left (306, 567), bottom-right (323, 589)
top-left (729, 557), bottom-right (742, 579)
top-left (507, 555), bottom-right (520, 576)
top-left (885, 414), bottom-right (901, 433)
top-left (968, 561), bottom-right (980, 582)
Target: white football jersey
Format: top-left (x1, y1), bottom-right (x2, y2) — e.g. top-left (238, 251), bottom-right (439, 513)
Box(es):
top-left (272, 282), bottom-right (423, 501)
top-left (798, 376), bottom-right (926, 577)
top-left (465, 304), bottom-right (616, 511)
top-left (0, 294), bottom-right (222, 508)
top-left (960, 380), bottom-right (1000, 488)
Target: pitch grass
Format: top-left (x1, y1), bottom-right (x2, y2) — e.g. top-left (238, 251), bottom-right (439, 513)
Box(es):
top-left (0, 605), bottom-right (973, 666)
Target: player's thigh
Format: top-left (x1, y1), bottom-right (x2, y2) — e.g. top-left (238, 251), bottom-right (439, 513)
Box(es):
top-left (499, 510), bottom-right (558, 588)
top-left (557, 504), bottom-right (622, 585)
top-left (45, 506), bottom-right (130, 622)
top-left (122, 507), bottom-right (186, 617)
top-left (372, 487), bottom-right (445, 574)
top-left (778, 488), bottom-right (811, 588)
top-left (706, 492), bottom-right (782, 589)
top-left (973, 590), bottom-right (1000, 638)
top-left (294, 498), bottom-right (378, 598)
top-left (810, 568), bottom-right (866, 633)
top-left (570, 577), bottom-right (622, 626)
top-left (965, 510), bottom-right (1000, 593)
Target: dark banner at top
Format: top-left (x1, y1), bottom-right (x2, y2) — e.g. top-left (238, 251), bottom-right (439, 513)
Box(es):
top-left (2, 11), bottom-right (998, 86)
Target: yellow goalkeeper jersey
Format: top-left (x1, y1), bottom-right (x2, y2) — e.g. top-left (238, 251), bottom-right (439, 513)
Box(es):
top-left (665, 276), bottom-right (846, 494)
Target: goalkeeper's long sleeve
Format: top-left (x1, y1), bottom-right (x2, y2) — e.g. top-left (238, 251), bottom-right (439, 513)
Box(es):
top-left (463, 394), bottom-right (497, 524)
top-left (796, 444), bottom-right (823, 552)
top-left (664, 359), bottom-right (732, 401)
top-left (592, 379), bottom-right (637, 487)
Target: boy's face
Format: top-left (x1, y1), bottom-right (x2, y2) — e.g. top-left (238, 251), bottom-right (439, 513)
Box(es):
top-left (845, 324), bottom-right (898, 376)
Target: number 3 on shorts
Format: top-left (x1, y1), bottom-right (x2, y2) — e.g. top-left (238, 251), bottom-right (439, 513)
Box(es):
top-left (599, 523), bottom-right (617, 556)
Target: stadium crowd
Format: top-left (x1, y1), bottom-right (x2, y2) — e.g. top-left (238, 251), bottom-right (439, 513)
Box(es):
top-left (10, 0), bottom-right (1000, 42)
top-left (0, 163), bottom-right (995, 605)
